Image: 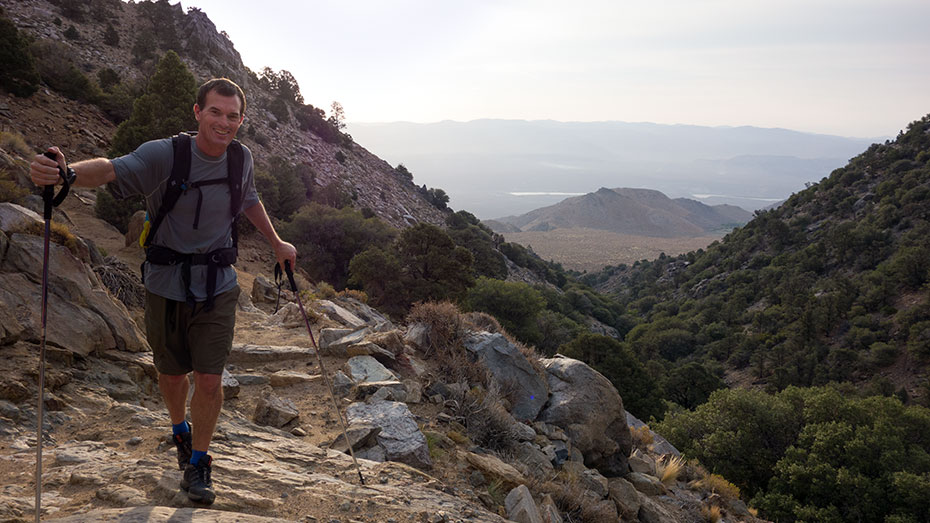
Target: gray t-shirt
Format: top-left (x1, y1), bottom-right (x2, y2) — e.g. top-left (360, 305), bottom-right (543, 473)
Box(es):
top-left (110, 137), bottom-right (260, 302)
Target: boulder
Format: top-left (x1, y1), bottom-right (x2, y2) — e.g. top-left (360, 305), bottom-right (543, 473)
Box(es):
top-left (228, 344), bottom-right (311, 364)
top-left (404, 322), bottom-right (430, 351)
top-left (270, 302), bottom-right (303, 328)
top-left (346, 341), bottom-right (395, 362)
top-left (346, 400), bottom-right (431, 470)
top-left (315, 299), bottom-right (366, 328)
top-left (366, 330), bottom-right (407, 355)
top-left (515, 441), bottom-right (554, 477)
top-left (251, 274), bottom-right (278, 304)
top-left (626, 472), bottom-right (667, 496)
top-left (344, 355), bottom-right (397, 384)
top-left (629, 449), bottom-right (656, 475)
top-left (0, 232), bottom-right (148, 355)
top-left (332, 371), bottom-right (354, 397)
top-left (319, 327), bottom-right (369, 356)
top-left (608, 477), bottom-right (641, 518)
top-left (463, 332), bottom-right (548, 421)
top-left (252, 394), bottom-right (299, 428)
top-left (0, 202), bottom-right (41, 232)
top-left (539, 494), bottom-right (564, 523)
top-left (504, 484), bottom-right (544, 523)
top-left (537, 356), bottom-right (631, 476)
top-left (355, 380), bottom-right (407, 402)
top-left (638, 495), bottom-right (679, 523)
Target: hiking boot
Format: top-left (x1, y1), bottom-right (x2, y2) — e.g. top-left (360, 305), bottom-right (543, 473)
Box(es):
top-left (172, 431), bottom-right (192, 471)
top-left (181, 455), bottom-right (215, 505)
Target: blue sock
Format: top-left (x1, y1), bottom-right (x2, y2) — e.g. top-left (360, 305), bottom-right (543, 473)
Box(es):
top-left (172, 421), bottom-right (190, 436)
top-left (190, 450), bottom-right (207, 466)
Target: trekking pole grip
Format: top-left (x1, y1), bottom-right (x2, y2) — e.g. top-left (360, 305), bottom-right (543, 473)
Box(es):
top-left (283, 260), bottom-right (298, 293)
top-left (41, 151), bottom-right (71, 220)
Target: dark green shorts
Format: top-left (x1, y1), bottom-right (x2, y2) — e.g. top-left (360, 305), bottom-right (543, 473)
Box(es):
top-left (144, 287), bottom-right (240, 375)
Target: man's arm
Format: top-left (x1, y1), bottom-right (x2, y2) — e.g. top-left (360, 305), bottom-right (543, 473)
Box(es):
top-left (242, 201), bottom-right (297, 269)
top-left (30, 147), bottom-right (116, 188)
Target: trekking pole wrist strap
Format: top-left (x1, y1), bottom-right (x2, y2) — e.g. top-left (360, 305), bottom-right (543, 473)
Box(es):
top-left (41, 151), bottom-right (71, 219)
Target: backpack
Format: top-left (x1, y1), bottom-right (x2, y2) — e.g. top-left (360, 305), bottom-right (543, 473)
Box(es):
top-left (140, 132), bottom-right (245, 311)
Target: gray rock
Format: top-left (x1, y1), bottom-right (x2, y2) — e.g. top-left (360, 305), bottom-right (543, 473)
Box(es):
top-left (515, 441), bottom-right (554, 477)
top-left (95, 484), bottom-right (147, 506)
top-left (356, 380), bottom-right (406, 402)
top-left (626, 472), bottom-right (667, 496)
top-left (608, 477), bottom-right (641, 518)
top-left (233, 373), bottom-right (270, 386)
top-left (269, 370), bottom-right (315, 387)
top-left (329, 423), bottom-right (381, 453)
top-left (0, 233), bottom-right (148, 355)
top-left (629, 450), bottom-right (656, 475)
top-left (402, 380), bottom-right (422, 403)
top-left (332, 371), bottom-right (354, 397)
top-left (0, 202), bottom-right (41, 232)
top-left (344, 355), bottom-right (397, 384)
top-left (346, 341), bottom-right (395, 362)
top-left (512, 421), bottom-right (536, 442)
top-left (253, 394), bottom-right (299, 428)
top-left (346, 401), bottom-right (431, 470)
top-left (463, 333), bottom-right (548, 421)
top-left (357, 445), bottom-right (386, 462)
top-left (504, 484), bottom-right (543, 523)
top-left (316, 300), bottom-right (366, 328)
top-left (228, 344), bottom-right (312, 364)
top-left (638, 495), bottom-right (679, 523)
top-left (251, 274), bottom-right (279, 304)
top-left (404, 322), bottom-right (430, 351)
top-left (537, 356), bottom-right (631, 476)
top-left (319, 327), bottom-right (370, 356)
top-left (580, 468), bottom-right (609, 499)
top-left (222, 368), bottom-right (240, 399)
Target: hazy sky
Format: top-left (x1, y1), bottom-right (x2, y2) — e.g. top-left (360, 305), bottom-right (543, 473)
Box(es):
top-left (180, 0), bottom-right (929, 138)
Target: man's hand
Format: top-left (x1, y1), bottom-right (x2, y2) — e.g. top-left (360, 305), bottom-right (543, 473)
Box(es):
top-left (274, 241), bottom-right (298, 274)
top-left (31, 147), bottom-right (66, 187)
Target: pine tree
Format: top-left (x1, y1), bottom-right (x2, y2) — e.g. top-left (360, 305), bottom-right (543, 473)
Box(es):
top-left (109, 51), bottom-right (196, 156)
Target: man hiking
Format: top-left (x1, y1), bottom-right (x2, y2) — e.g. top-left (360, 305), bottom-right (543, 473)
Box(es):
top-left (30, 78), bottom-right (297, 505)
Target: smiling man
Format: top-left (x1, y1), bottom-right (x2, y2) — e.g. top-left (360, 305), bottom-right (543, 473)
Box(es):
top-left (30, 78), bottom-right (296, 505)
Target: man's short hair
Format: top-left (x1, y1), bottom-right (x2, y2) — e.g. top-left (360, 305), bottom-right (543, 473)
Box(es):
top-left (197, 78), bottom-right (246, 115)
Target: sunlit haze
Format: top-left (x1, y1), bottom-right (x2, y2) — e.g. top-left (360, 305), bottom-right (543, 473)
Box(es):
top-left (179, 0), bottom-right (930, 138)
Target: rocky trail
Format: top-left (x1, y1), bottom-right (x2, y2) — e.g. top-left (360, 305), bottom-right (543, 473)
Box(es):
top-left (0, 186), bottom-right (766, 522)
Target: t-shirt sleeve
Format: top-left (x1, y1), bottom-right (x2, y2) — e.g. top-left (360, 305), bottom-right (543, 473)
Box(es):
top-left (240, 145), bottom-right (261, 210)
top-left (108, 139), bottom-right (173, 199)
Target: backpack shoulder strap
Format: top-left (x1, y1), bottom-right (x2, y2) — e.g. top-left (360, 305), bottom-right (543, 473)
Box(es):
top-left (143, 132), bottom-right (192, 248)
top-left (227, 139), bottom-right (244, 216)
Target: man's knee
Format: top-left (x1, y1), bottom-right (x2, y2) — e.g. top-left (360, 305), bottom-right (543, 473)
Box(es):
top-left (159, 373), bottom-right (189, 387)
top-left (192, 371), bottom-right (223, 397)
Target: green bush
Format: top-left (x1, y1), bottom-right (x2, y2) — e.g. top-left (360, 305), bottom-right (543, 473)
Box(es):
top-left (94, 188), bottom-right (143, 233)
top-left (280, 203), bottom-right (396, 290)
top-left (0, 10), bottom-right (40, 97)
top-left (464, 277), bottom-right (545, 345)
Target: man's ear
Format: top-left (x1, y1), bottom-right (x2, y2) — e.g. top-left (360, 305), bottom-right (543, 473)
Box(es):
top-left (193, 103), bottom-right (202, 121)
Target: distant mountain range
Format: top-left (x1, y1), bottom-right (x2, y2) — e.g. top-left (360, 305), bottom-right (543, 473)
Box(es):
top-left (347, 120), bottom-right (882, 218)
top-left (487, 187), bottom-right (752, 238)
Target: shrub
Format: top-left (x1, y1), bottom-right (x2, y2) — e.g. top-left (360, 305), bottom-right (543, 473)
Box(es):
top-left (94, 187), bottom-right (143, 233)
top-left (314, 281), bottom-right (336, 299)
top-left (629, 425), bottom-right (654, 449)
top-left (0, 10), bottom-right (40, 97)
top-left (464, 277), bottom-right (545, 346)
top-left (406, 301), bottom-right (466, 358)
top-left (336, 288), bottom-right (368, 303)
top-left (103, 24), bottom-right (119, 46)
top-left (657, 455), bottom-right (685, 485)
top-left (63, 25), bottom-right (79, 40)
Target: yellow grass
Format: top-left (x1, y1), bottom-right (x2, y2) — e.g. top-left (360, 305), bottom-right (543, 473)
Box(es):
top-left (657, 455), bottom-right (685, 485)
top-left (701, 504), bottom-right (722, 523)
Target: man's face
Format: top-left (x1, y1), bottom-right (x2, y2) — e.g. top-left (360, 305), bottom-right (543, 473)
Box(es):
top-left (193, 90), bottom-right (244, 155)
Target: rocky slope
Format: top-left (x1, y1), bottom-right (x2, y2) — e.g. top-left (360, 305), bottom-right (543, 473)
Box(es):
top-left (0, 183), bottom-right (766, 522)
top-left (0, 0), bottom-right (446, 229)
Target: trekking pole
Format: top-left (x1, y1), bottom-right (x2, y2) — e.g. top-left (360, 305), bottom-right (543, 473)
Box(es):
top-left (36, 151), bottom-right (71, 522)
top-left (276, 262), bottom-right (366, 485)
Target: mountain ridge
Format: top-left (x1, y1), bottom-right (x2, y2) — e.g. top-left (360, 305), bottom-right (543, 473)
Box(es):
top-left (492, 187), bottom-right (752, 238)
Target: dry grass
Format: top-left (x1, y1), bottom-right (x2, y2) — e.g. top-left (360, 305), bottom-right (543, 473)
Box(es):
top-left (630, 425), bottom-right (654, 449)
top-left (701, 503), bottom-right (722, 523)
top-left (690, 473), bottom-right (741, 501)
top-left (0, 131), bottom-right (33, 158)
top-left (406, 301), bottom-right (467, 356)
top-left (544, 477), bottom-right (618, 523)
top-left (462, 311), bottom-right (502, 333)
top-left (337, 288), bottom-right (368, 303)
top-left (657, 455), bottom-right (685, 485)
top-left (19, 220), bottom-right (80, 255)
